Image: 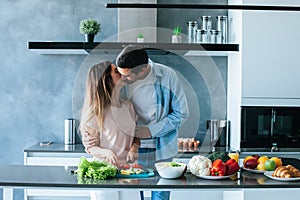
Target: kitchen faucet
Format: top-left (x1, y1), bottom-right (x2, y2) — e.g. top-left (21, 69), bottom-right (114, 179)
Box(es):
top-left (271, 143), bottom-right (279, 152)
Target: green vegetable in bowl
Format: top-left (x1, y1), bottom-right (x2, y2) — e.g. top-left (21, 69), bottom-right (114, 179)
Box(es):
top-left (75, 157), bottom-right (117, 180)
top-left (169, 162), bottom-right (181, 167)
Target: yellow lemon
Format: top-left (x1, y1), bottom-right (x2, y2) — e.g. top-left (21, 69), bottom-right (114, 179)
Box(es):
top-left (270, 157), bottom-right (282, 167)
top-left (257, 156), bottom-right (269, 164)
top-left (228, 153), bottom-right (239, 162)
top-left (256, 163), bottom-right (266, 171)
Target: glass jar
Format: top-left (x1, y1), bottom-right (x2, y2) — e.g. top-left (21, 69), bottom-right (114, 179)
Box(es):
top-left (201, 16), bottom-right (212, 31)
top-left (196, 29), bottom-right (202, 43)
top-left (217, 16), bottom-right (228, 44)
top-left (199, 29), bottom-right (208, 43)
top-left (210, 30), bottom-right (221, 44)
top-left (201, 16), bottom-right (212, 42)
top-left (187, 21), bottom-right (198, 43)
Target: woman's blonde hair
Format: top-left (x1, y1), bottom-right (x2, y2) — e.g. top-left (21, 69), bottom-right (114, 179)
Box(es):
top-left (80, 61), bottom-right (115, 134)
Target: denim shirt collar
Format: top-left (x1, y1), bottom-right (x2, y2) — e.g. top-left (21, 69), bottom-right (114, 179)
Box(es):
top-left (149, 59), bottom-right (163, 79)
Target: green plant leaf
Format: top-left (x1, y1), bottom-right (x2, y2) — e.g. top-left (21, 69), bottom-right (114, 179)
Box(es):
top-left (137, 33), bottom-right (144, 38)
top-left (79, 18), bottom-right (101, 35)
top-left (173, 25), bottom-right (182, 35)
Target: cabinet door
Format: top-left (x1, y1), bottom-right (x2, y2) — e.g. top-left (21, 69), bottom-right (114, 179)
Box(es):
top-left (241, 0), bottom-right (300, 105)
top-left (24, 151), bottom-right (92, 200)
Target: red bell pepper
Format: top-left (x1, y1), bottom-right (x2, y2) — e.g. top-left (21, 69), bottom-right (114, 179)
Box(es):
top-left (211, 159), bottom-right (226, 176)
top-left (225, 159), bottom-right (240, 175)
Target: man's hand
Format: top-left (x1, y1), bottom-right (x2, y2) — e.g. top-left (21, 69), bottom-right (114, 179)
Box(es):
top-left (82, 131), bottom-right (97, 148)
top-left (135, 127), bottom-right (151, 139)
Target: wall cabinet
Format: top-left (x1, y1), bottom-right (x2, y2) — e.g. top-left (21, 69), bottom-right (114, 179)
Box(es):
top-left (240, 0), bottom-right (300, 106)
top-left (227, 0), bottom-right (300, 150)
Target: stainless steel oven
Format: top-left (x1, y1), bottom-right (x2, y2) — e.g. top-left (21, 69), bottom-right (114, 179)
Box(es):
top-left (241, 106), bottom-right (300, 151)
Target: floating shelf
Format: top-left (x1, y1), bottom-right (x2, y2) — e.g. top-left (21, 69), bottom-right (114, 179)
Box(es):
top-left (28, 42), bottom-right (239, 56)
top-left (105, 3), bottom-right (300, 12)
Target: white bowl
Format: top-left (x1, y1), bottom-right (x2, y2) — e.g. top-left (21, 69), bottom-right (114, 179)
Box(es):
top-left (155, 162), bottom-right (187, 179)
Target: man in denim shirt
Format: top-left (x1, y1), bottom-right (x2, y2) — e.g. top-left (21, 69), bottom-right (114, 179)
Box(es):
top-left (116, 45), bottom-right (189, 200)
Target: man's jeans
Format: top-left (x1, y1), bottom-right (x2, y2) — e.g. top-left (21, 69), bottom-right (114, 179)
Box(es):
top-left (140, 191), bottom-right (170, 200)
top-left (138, 148), bottom-right (171, 200)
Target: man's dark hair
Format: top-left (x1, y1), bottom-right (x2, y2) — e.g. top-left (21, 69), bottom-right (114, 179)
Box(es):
top-left (116, 45), bottom-right (148, 74)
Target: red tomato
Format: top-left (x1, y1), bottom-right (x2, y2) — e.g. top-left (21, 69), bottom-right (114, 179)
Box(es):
top-left (121, 164), bottom-right (130, 169)
top-left (131, 163), bottom-right (143, 169)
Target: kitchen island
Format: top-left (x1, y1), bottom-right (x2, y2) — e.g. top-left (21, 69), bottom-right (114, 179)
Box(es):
top-left (2, 165), bottom-right (300, 200)
top-left (21, 143), bottom-right (300, 200)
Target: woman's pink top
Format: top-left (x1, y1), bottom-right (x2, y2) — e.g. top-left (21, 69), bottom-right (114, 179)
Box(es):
top-left (87, 101), bottom-right (137, 164)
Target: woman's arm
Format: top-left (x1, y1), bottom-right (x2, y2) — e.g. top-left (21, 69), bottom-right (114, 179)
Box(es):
top-left (82, 126), bottom-right (119, 166)
top-left (88, 146), bottom-right (119, 167)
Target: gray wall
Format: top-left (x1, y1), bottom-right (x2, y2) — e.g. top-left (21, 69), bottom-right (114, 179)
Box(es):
top-left (157, 0), bottom-right (229, 142)
top-left (157, 0), bottom-right (228, 42)
top-left (0, 1), bottom-right (117, 198)
top-left (0, 0), bottom-right (229, 163)
top-left (0, 0), bottom-right (117, 164)
top-left (0, 0), bottom-right (227, 198)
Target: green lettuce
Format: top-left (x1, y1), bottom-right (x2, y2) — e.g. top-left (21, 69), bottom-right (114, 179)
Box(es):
top-left (75, 157), bottom-right (117, 180)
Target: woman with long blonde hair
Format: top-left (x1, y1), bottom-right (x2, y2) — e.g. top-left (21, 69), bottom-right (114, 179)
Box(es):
top-left (80, 61), bottom-right (139, 167)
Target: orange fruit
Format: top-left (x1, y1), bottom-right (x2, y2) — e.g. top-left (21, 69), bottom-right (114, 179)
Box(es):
top-left (257, 156), bottom-right (269, 164)
top-left (270, 157), bottom-right (282, 167)
top-left (243, 156), bottom-right (254, 165)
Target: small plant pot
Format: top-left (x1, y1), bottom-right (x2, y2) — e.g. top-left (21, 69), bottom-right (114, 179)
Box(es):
top-left (85, 34), bottom-right (95, 42)
top-left (137, 37), bottom-right (144, 43)
top-left (172, 35), bottom-right (182, 43)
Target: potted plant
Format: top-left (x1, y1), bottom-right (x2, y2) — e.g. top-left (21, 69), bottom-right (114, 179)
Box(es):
top-left (172, 25), bottom-right (182, 43)
top-left (79, 18), bottom-right (101, 42)
top-left (137, 33), bottom-right (144, 43)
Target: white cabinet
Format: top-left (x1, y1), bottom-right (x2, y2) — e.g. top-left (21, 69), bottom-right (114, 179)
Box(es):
top-left (227, 0), bottom-right (300, 150)
top-left (24, 144), bottom-right (92, 200)
top-left (241, 0), bottom-right (300, 106)
top-left (23, 144), bottom-right (147, 200)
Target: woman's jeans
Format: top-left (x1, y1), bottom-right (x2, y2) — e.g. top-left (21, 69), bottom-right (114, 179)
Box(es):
top-left (138, 148), bottom-right (171, 200)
